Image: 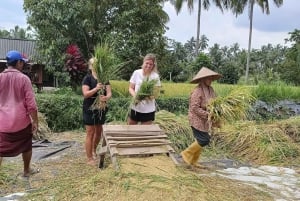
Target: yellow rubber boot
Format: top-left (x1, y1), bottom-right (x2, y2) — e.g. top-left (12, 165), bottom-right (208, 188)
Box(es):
top-left (181, 141), bottom-right (201, 165)
top-left (191, 145), bottom-right (202, 166)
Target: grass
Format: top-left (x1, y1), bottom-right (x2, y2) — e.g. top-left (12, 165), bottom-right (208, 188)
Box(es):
top-left (111, 80), bottom-right (300, 103)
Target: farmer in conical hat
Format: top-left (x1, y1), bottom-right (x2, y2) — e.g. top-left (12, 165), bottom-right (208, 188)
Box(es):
top-left (181, 67), bottom-right (222, 167)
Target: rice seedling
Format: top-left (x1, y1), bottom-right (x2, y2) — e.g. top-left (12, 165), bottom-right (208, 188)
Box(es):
top-left (133, 78), bottom-right (159, 105)
top-left (207, 87), bottom-right (256, 128)
top-left (91, 42), bottom-right (126, 110)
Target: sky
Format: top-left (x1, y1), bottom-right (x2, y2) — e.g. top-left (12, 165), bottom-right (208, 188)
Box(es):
top-left (0, 0), bottom-right (299, 49)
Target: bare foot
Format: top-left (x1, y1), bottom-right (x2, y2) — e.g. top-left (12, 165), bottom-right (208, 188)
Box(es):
top-left (93, 152), bottom-right (97, 160)
top-left (23, 168), bottom-right (40, 177)
top-left (87, 159), bottom-right (96, 166)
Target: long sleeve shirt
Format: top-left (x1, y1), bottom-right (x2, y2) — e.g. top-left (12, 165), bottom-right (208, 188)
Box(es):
top-left (188, 82), bottom-right (216, 132)
top-left (0, 68), bottom-right (38, 132)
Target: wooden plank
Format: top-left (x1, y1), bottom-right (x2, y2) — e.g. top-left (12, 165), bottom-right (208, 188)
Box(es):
top-left (109, 142), bottom-right (171, 148)
top-left (105, 131), bottom-right (164, 136)
top-left (103, 124), bottom-right (162, 132)
top-left (115, 146), bottom-right (171, 156)
top-left (106, 135), bottom-right (168, 140)
top-left (99, 145), bottom-right (108, 155)
top-left (168, 152), bottom-right (180, 166)
top-left (108, 139), bottom-right (170, 144)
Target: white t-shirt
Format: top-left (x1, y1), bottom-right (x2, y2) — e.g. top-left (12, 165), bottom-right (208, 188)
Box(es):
top-left (130, 69), bottom-right (161, 113)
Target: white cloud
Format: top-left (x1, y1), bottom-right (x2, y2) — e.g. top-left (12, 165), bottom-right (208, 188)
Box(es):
top-left (163, 0), bottom-right (299, 49)
top-left (0, 0), bottom-right (27, 30)
top-left (0, 0), bottom-right (298, 50)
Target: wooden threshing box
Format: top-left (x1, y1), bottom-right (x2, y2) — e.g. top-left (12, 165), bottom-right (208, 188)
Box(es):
top-left (99, 124), bottom-right (178, 170)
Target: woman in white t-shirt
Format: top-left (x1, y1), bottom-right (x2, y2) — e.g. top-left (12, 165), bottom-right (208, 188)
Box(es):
top-left (128, 53), bottom-right (161, 125)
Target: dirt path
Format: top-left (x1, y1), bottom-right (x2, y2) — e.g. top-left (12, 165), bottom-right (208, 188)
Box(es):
top-left (1, 131), bottom-right (299, 201)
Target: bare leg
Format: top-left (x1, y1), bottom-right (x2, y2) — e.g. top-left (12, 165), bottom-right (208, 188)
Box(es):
top-left (93, 125), bottom-right (102, 156)
top-left (22, 150), bottom-right (32, 177)
top-left (141, 121), bottom-right (152, 125)
top-left (85, 125), bottom-right (95, 165)
top-left (127, 117), bottom-right (138, 125)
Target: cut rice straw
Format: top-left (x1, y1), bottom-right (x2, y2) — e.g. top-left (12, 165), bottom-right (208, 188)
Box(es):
top-left (207, 87), bottom-right (256, 128)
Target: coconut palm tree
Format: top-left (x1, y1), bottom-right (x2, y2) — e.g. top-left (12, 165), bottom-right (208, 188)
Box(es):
top-left (170, 0), bottom-right (226, 56)
top-left (229, 0), bottom-right (283, 82)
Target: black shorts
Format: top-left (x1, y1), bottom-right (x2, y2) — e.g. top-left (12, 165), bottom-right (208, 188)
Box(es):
top-left (83, 109), bottom-right (107, 125)
top-left (129, 109), bottom-right (155, 122)
top-left (191, 126), bottom-right (211, 147)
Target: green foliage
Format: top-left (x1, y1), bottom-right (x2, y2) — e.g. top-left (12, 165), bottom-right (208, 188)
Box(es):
top-left (190, 52), bottom-right (212, 74)
top-left (253, 83), bottom-right (300, 103)
top-left (106, 98), bottom-right (131, 122)
top-left (156, 97), bottom-right (188, 114)
top-left (280, 29), bottom-right (300, 85)
top-left (0, 26), bottom-right (34, 39)
top-left (24, 0), bottom-right (169, 81)
top-left (218, 61), bottom-right (239, 84)
top-left (36, 94), bottom-right (83, 132)
top-left (36, 82), bottom-right (300, 132)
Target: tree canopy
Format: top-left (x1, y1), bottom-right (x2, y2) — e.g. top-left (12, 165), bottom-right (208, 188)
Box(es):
top-left (24, 0), bottom-right (169, 80)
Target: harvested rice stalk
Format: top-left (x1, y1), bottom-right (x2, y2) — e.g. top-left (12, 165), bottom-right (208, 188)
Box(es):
top-left (155, 110), bottom-right (194, 152)
top-left (91, 42), bottom-right (124, 110)
top-left (133, 77), bottom-right (159, 105)
top-left (207, 87), bottom-right (256, 127)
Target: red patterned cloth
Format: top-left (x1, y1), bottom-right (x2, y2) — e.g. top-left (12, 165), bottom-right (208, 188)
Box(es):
top-left (0, 124), bottom-right (32, 157)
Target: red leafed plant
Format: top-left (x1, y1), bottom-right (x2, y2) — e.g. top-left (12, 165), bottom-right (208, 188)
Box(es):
top-left (65, 44), bottom-right (87, 88)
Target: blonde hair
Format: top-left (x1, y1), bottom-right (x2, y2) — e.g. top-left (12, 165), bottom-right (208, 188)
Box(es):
top-left (143, 53), bottom-right (158, 72)
top-left (88, 57), bottom-right (95, 70)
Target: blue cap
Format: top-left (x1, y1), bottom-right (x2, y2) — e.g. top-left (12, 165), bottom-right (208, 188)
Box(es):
top-left (6, 50), bottom-right (29, 63)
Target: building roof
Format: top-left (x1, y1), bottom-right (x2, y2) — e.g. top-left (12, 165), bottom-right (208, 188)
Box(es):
top-left (0, 38), bottom-right (38, 61)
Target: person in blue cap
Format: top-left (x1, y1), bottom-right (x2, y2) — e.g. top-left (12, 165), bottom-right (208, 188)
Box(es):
top-left (0, 50), bottom-right (39, 177)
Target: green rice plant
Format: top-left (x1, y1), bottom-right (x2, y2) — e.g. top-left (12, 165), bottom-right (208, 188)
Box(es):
top-left (133, 78), bottom-right (159, 105)
top-left (110, 80), bottom-right (130, 97)
top-left (92, 42), bottom-right (126, 109)
top-left (207, 87), bottom-right (256, 126)
top-left (254, 83), bottom-right (300, 102)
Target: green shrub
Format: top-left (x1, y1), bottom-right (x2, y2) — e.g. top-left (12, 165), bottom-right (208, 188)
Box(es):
top-left (36, 94), bottom-right (83, 132)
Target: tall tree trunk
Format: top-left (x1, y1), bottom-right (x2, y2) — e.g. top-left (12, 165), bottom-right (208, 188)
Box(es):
top-left (195, 0), bottom-right (201, 56)
top-left (245, 0), bottom-right (254, 82)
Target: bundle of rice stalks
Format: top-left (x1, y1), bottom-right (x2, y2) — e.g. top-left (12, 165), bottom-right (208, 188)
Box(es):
top-left (35, 112), bottom-right (51, 140)
top-left (91, 42), bottom-right (125, 110)
top-left (213, 119), bottom-right (300, 165)
top-left (155, 110), bottom-right (193, 152)
top-left (133, 78), bottom-right (159, 105)
top-left (207, 87), bottom-right (256, 127)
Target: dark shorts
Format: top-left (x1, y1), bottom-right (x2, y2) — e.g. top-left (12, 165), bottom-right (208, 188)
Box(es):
top-left (0, 124), bottom-right (33, 157)
top-left (129, 109), bottom-right (155, 122)
top-left (191, 126), bottom-right (211, 147)
top-left (83, 109), bottom-right (107, 125)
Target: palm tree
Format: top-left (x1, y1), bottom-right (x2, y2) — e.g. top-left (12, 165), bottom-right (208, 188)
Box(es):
top-left (170, 0), bottom-right (226, 56)
top-left (229, 0), bottom-right (283, 82)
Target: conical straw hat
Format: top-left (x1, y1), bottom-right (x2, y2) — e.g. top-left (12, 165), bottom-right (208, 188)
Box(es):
top-left (190, 67), bottom-right (222, 83)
